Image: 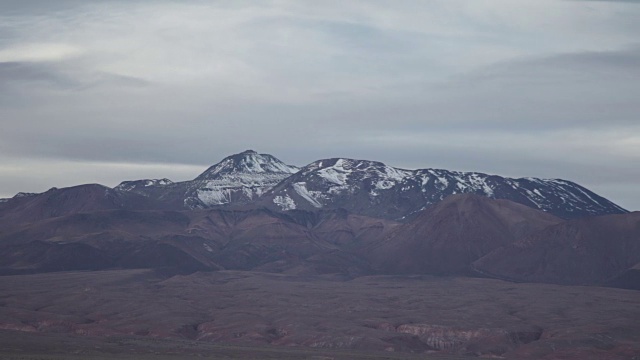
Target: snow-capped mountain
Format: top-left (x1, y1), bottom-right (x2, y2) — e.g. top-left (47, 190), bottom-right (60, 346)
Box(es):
top-left (261, 157), bottom-right (627, 220)
top-left (186, 150), bottom-right (299, 208)
top-left (106, 150), bottom-right (628, 219)
top-left (113, 150), bottom-right (300, 209)
top-left (195, 150), bottom-right (299, 180)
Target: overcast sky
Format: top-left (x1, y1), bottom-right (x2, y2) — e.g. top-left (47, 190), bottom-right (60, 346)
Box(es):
top-left (0, 0), bottom-right (639, 210)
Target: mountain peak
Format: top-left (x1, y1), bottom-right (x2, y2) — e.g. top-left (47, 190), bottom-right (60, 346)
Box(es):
top-left (195, 150), bottom-right (299, 181)
top-left (238, 149), bottom-right (258, 155)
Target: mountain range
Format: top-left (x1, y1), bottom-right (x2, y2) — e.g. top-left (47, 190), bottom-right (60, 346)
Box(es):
top-left (0, 150), bottom-right (637, 289)
top-left (1, 149), bottom-right (639, 359)
top-left (4, 149), bottom-right (620, 220)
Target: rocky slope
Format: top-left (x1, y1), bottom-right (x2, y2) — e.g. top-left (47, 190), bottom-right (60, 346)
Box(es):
top-left (365, 194), bottom-right (562, 275)
top-left (606, 262), bottom-right (640, 290)
top-left (4, 193), bottom-right (637, 288)
top-left (0, 207), bottom-right (397, 276)
top-left (0, 184), bottom-right (161, 224)
top-left (473, 211), bottom-right (640, 285)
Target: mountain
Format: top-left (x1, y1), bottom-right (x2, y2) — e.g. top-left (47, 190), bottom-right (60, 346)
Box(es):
top-left (0, 206), bottom-right (397, 276)
top-left (473, 211), bottom-right (640, 285)
top-left (79, 150), bottom-right (628, 220)
top-left (2, 151), bottom-right (626, 223)
top-left (260, 157), bottom-right (627, 220)
top-left (113, 150), bottom-right (299, 210)
top-left (1, 150), bottom-right (638, 359)
top-left (364, 194), bottom-right (562, 275)
top-left (194, 149), bottom-right (299, 180)
top-left (113, 178), bottom-right (174, 194)
top-left (189, 150), bottom-right (299, 208)
top-left (0, 184), bottom-right (160, 225)
top-left (2, 150), bottom-right (627, 224)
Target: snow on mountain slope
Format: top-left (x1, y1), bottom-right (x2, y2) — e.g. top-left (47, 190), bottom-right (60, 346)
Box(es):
top-left (114, 150), bottom-right (300, 209)
top-left (191, 172), bottom-right (293, 208)
top-left (114, 178), bottom-right (174, 193)
top-left (195, 150), bottom-right (299, 179)
top-left (263, 157), bottom-right (627, 220)
top-left (111, 151), bottom-right (626, 219)
top-left (187, 150), bottom-right (299, 208)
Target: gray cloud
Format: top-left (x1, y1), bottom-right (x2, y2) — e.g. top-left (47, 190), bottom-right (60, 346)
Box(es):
top-left (0, 0), bottom-right (639, 210)
top-left (570, 0), bottom-right (640, 3)
top-left (0, 61), bottom-right (148, 93)
top-left (417, 46), bottom-right (640, 131)
top-left (0, 62), bottom-right (71, 85)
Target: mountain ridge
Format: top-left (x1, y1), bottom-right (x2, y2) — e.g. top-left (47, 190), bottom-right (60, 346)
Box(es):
top-left (1, 150), bottom-right (628, 221)
top-left (258, 155), bottom-right (626, 220)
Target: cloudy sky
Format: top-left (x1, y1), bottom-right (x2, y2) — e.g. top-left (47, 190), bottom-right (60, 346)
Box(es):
top-left (0, 0), bottom-right (639, 210)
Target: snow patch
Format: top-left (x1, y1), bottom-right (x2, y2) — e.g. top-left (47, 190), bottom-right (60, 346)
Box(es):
top-left (293, 182), bottom-right (323, 208)
top-left (524, 189), bottom-right (543, 208)
top-left (193, 172), bottom-right (291, 207)
top-left (372, 166), bottom-right (411, 190)
top-left (317, 159), bottom-right (352, 185)
top-left (375, 180), bottom-right (395, 190)
top-left (198, 151), bottom-right (299, 179)
top-left (571, 186), bottom-right (602, 207)
top-left (383, 166), bottom-right (411, 182)
top-left (197, 188), bottom-right (231, 205)
top-left (467, 173), bottom-right (494, 197)
top-left (273, 195), bottom-right (297, 211)
top-left (435, 176), bottom-right (449, 190)
top-left (145, 178), bottom-right (173, 187)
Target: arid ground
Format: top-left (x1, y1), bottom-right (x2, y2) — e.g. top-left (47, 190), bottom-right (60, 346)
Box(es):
top-left (0, 269), bottom-right (638, 359)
